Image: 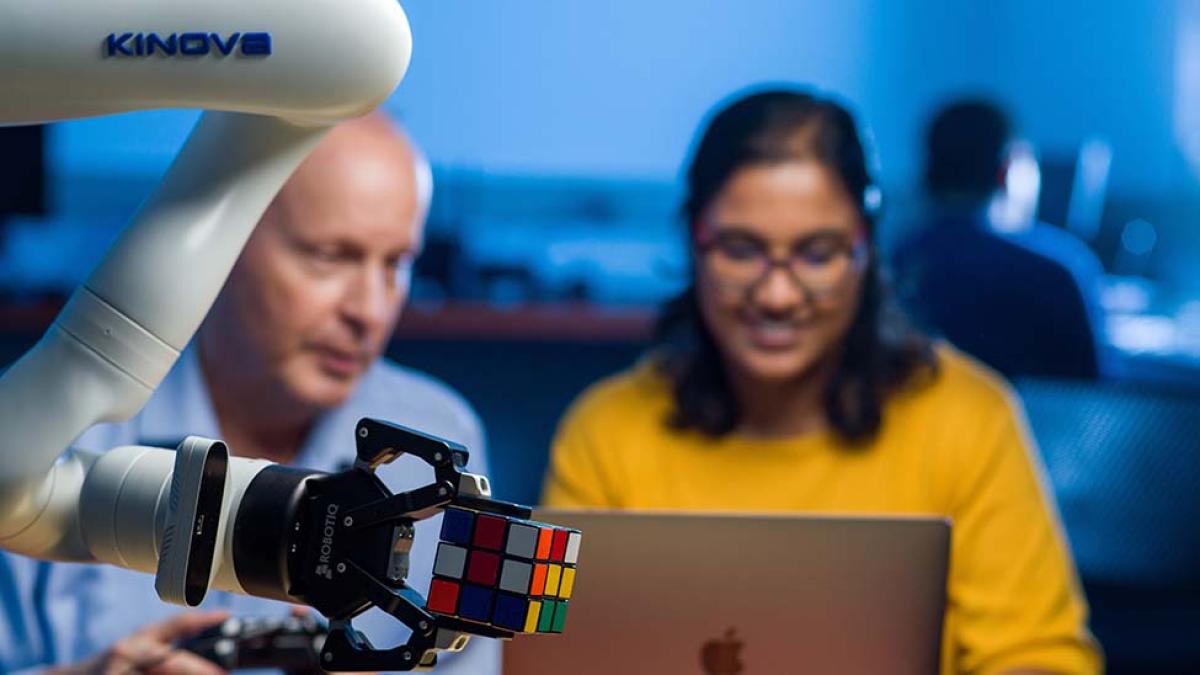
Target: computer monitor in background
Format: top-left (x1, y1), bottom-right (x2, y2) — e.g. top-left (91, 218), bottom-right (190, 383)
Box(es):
top-left (1037, 137), bottom-right (1112, 244)
top-left (0, 125), bottom-right (47, 218)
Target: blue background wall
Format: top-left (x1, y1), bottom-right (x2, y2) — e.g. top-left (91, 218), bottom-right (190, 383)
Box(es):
top-left (51, 1), bottom-right (1193, 194)
top-left (35, 0), bottom-right (1198, 294)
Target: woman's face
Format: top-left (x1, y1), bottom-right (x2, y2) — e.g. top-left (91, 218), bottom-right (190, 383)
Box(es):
top-left (695, 160), bottom-right (868, 385)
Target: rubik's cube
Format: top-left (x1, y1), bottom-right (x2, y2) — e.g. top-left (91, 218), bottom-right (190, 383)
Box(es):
top-left (426, 507), bottom-right (581, 635)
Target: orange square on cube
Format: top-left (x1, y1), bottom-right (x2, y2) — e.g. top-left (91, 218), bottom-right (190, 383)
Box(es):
top-left (531, 563), bottom-right (548, 596)
top-left (535, 527), bottom-right (554, 560)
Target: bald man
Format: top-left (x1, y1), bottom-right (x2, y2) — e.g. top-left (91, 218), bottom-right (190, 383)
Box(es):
top-left (0, 115), bottom-right (499, 674)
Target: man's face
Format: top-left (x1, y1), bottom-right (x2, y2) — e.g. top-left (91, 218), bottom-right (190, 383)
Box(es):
top-left (210, 129), bottom-right (425, 410)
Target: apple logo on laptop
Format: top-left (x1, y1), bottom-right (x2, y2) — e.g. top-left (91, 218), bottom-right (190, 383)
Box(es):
top-left (700, 628), bottom-right (743, 675)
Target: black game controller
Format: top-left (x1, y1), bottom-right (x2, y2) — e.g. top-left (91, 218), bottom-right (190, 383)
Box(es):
top-left (181, 614), bottom-right (328, 673)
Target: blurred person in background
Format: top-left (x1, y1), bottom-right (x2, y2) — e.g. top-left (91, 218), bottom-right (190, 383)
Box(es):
top-left (0, 114), bottom-right (498, 675)
top-left (542, 88), bottom-right (1101, 675)
top-left (891, 99), bottom-right (1107, 380)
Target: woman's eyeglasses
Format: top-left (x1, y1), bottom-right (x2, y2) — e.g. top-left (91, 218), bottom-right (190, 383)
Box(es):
top-left (696, 228), bottom-right (868, 299)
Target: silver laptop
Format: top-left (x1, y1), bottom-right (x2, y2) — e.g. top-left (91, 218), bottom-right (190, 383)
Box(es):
top-left (504, 509), bottom-right (949, 675)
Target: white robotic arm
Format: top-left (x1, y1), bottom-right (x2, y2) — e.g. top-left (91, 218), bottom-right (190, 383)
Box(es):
top-left (0, 5), bottom-right (570, 668)
top-left (0, 0), bottom-right (410, 125)
top-left (0, 0), bottom-right (412, 556)
top-left (0, 0), bottom-right (478, 668)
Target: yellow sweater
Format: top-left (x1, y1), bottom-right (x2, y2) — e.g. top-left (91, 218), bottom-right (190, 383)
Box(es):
top-left (542, 347), bottom-right (1101, 675)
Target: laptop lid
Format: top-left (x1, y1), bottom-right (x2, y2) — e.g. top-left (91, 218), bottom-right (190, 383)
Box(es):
top-left (504, 509), bottom-right (949, 675)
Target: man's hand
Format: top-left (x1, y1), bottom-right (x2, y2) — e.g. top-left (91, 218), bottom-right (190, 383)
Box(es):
top-left (49, 611), bottom-right (229, 675)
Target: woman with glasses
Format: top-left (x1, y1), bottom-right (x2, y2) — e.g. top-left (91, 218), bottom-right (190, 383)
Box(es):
top-left (541, 88), bottom-right (1100, 674)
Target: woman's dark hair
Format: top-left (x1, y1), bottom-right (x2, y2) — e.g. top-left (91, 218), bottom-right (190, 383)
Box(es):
top-left (654, 87), bottom-right (935, 443)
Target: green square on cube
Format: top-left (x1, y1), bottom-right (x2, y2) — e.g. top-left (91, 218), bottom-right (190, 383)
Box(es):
top-left (537, 599), bottom-right (555, 633)
top-left (550, 600), bottom-right (569, 633)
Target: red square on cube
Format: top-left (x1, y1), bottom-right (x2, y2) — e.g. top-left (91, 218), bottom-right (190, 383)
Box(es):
top-left (550, 529), bottom-right (569, 562)
top-left (466, 550), bottom-right (501, 586)
top-left (473, 515), bottom-right (507, 551)
top-left (428, 579), bottom-right (460, 615)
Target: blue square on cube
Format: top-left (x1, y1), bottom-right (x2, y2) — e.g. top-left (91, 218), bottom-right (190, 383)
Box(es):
top-left (492, 593), bottom-right (529, 632)
top-left (458, 584), bottom-right (494, 623)
top-left (441, 508), bottom-right (474, 546)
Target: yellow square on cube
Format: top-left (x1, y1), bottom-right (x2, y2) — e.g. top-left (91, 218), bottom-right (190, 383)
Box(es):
top-left (544, 564), bottom-right (563, 597)
top-left (559, 567), bottom-right (576, 599)
top-left (524, 600), bottom-right (542, 633)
